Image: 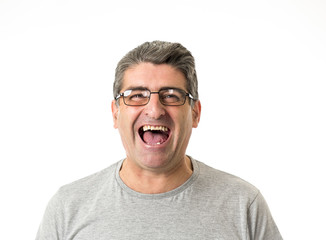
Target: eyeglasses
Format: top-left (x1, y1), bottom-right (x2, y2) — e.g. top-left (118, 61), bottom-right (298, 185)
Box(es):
top-left (115, 88), bottom-right (196, 106)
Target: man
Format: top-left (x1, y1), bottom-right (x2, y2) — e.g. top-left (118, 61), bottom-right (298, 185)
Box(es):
top-left (36, 41), bottom-right (282, 239)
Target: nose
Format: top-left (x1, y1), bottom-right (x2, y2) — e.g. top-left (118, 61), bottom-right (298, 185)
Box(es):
top-left (143, 93), bottom-right (166, 119)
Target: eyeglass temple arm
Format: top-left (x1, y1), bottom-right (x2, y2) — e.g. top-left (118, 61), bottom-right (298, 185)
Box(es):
top-left (115, 93), bottom-right (123, 100)
top-left (187, 93), bottom-right (196, 101)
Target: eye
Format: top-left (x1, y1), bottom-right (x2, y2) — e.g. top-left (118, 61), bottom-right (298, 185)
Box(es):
top-left (163, 94), bottom-right (180, 101)
top-left (130, 93), bottom-right (145, 99)
top-left (161, 90), bottom-right (182, 103)
top-left (127, 90), bottom-right (149, 102)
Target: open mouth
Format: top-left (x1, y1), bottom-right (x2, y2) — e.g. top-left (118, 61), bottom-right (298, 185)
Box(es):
top-left (138, 125), bottom-right (171, 146)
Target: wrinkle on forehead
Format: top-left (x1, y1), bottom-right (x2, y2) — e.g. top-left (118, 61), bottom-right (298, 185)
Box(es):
top-left (121, 63), bottom-right (187, 92)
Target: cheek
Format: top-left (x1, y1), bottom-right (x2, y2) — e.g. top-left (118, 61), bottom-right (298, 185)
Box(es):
top-left (117, 107), bottom-right (139, 138)
top-left (116, 117), bottom-right (135, 153)
top-left (175, 110), bottom-right (193, 134)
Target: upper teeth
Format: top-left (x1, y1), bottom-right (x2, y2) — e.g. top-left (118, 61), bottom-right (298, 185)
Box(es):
top-left (143, 125), bottom-right (168, 132)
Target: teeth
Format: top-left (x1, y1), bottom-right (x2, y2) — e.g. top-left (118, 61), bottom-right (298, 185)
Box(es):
top-left (142, 125), bottom-right (168, 132)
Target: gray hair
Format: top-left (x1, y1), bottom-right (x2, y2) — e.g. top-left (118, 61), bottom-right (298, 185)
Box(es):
top-left (113, 40), bottom-right (198, 105)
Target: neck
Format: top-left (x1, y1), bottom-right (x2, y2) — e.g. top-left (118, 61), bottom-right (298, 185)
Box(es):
top-left (119, 156), bottom-right (193, 194)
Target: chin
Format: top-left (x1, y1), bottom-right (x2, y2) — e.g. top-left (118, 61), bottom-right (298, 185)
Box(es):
top-left (139, 154), bottom-right (172, 170)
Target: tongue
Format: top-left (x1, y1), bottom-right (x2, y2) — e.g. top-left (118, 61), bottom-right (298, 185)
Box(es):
top-left (143, 131), bottom-right (168, 145)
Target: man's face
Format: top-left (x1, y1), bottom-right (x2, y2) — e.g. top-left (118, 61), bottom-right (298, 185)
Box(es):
top-left (112, 63), bottom-right (201, 172)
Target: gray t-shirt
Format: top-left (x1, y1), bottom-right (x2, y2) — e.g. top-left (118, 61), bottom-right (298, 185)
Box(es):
top-left (36, 158), bottom-right (282, 240)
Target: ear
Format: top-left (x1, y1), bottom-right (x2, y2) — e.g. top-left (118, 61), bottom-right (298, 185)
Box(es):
top-left (111, 100), bottom-right (119, 129)
top-left (192, 100), bottom-right (201, 128)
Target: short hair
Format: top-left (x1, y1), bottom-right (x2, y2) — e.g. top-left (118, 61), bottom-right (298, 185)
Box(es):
top-left (113, 40), bottom-right (198, 106)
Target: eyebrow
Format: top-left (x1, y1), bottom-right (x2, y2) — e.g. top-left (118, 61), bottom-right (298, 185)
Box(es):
top-left (123, 86), bottom-right (187, 92)
top-left (124, 86), bottom-right (149, 91)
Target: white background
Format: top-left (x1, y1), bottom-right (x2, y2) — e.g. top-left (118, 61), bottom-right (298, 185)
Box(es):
top-left (1, 0), bottom-right (325, 239)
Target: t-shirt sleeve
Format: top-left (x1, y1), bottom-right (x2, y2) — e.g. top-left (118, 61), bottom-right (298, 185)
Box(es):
top-left (36, 190), bottom-right (65, 240)
top-left (247, 192), bottom-right (283, 240)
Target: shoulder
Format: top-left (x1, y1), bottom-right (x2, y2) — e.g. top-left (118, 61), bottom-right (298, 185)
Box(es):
top-left (193, 160), bottom-right (283, 239)
top-left (54, 161), bottom-right (121, 205)
top-left (193, 159), bottom-right (259, 203)
top-left (36, 161), bottom-right (123, 238)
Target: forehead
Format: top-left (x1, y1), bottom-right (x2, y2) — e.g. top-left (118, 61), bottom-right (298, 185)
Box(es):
top-left (121, 63), bottom-right (187, 91)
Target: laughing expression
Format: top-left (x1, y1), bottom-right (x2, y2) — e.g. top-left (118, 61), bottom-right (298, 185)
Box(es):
top-left (112, 63), bottom-right (201, 172)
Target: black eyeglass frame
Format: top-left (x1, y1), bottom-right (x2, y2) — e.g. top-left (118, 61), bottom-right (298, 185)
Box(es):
top-left (115, 88), bottom-right (196, 106)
